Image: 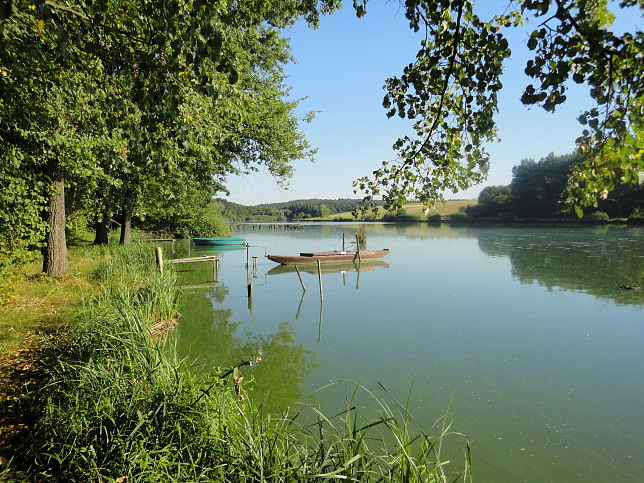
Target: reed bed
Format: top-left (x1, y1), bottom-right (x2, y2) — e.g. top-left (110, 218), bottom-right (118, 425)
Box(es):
top-left (7, 244), bottom-right (470, 482)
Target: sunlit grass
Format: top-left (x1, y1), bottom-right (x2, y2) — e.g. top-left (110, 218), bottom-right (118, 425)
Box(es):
top-left (328, 199), bottom-right (476, 220)
top-left (0, 248), bottom-right (100, 355)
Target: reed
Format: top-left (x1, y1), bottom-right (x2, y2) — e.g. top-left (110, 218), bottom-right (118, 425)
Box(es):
top-left (7, 243), bottom-right (470, 482)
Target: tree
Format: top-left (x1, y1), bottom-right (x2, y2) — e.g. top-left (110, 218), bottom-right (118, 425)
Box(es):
top-left (1, 0), bottom-right (339, 276)
top-left (466, 185), bottom-right (513, 218)
top-left (317, 204), bottom-right (331, 218)
top-left (511, 152), bottom-right (578, 218)
top-left (352, 1), bottom-right (643, 216)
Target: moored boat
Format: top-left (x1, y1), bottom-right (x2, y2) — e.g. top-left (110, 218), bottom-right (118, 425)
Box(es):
top-left (193, 237), bottom-right (247, 246)
top-left (267, 248), bottom-right (389, 265)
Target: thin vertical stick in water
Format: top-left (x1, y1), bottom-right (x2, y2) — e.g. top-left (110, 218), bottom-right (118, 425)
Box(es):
top-left (295, 265), bottom-right (306, 292)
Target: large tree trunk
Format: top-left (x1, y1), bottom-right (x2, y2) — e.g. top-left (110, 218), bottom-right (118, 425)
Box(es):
top-left (42, 171), bottom-right (68, 278)
top-left (94, 214), bottom-right (111, 245)
top-left (119, 210), bottom-right (132, 245)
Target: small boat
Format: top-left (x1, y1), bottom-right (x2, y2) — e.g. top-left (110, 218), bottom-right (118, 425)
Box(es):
top-left (267, 248), bottom-right (389, 265)
top-left (193, 237), bottom-right (246, 246)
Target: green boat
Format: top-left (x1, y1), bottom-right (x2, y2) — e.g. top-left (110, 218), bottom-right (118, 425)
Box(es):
top-left (193, 237), bottom-right (246, 246)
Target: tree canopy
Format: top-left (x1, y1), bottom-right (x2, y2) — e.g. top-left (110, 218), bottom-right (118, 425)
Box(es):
top-left (467, 151), bottom-right (643, 219)
top-left (353, 0), bottom-right (643, 216)
top-left (1, 0), bottom-right (338, 276)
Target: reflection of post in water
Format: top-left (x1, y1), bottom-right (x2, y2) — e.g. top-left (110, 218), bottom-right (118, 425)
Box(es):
top-left (295, 291), bottom-right (305, 320)
top-left (317, 260), bottom-right (324, 302)
top-left (246, 251), bottom-right (253, 313)
top-left (356, 264), bottom-right (360, 289)
top-left (318, 300), bottom-right (323, 344)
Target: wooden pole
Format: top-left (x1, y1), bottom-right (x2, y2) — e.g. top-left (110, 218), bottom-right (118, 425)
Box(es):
top-left (342, 233), bottom-right (345, 251)
top-left (317, 260), bottom-right (324, 302)
top-left (295, 265), bottom-right (306, 292)
top-left (155, 247), bottom-right (163, 274)
top-left (247, 283), bottom-right (253, 298)
top-left (355, 234), bottom-right (361, 263)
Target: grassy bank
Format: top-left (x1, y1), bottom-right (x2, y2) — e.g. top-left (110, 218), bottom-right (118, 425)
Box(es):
top-left (1, 243), bottom-right (470, 482)
top-left (325, 200), bottom-right (476, 221)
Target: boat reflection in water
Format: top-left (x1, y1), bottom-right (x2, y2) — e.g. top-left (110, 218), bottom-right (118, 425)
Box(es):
top-left (266, 260), bottom-right (390, 276)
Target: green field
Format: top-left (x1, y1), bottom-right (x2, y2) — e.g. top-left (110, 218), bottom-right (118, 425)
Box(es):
top-left (329, 199), bottom-right (476, 220)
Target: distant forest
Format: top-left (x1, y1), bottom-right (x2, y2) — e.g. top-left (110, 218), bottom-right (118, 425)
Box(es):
top-left (466, 152), bottom-right (643, 221)
top-left (216, 198), bottom-right (381, 221)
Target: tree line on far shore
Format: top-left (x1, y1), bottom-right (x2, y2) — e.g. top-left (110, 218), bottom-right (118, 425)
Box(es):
top-left (465, 153), bottom-right (644, 222)
top-left (217, 198), bottom-right (380, 222)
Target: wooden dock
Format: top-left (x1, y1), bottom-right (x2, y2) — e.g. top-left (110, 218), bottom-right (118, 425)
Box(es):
top-left (237, 223), bottom-right (304, 230)
top-left (155, 248), bottom-right (219, 276)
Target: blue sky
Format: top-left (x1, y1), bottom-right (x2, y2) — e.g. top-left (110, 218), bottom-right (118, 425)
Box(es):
top-left (224, 2), bottom-right (636, 206)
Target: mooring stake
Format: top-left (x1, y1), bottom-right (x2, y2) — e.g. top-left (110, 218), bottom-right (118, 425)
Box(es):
top-left (295, 265), bottom-right (306, 292)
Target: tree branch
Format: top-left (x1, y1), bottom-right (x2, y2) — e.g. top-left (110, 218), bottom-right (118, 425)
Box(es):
top-left (44, 1), bottom-right (89, 21)
top-left (411, 1), bottom-right (464, 161)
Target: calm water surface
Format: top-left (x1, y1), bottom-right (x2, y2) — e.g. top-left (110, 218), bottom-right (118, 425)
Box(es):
top-left (167, 224), bottom-right (643, 482)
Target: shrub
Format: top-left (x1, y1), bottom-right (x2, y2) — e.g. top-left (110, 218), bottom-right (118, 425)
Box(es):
top-left (583, 211), bottom-right (610, 223)
top-left (448, 212), bottom-right (469, 223)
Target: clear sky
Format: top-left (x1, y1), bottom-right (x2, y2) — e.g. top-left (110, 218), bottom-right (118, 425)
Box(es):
top-left (224, 1), bottom-right (634, 206)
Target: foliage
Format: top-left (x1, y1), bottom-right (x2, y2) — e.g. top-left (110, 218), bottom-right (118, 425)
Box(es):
top-left (582, 211), bottom-right (610, 222)
top-left (352, 1), bottom-right (643, 217)
top-left (466, 185), bottom-right (513, 218)
top-left (382, 208), bottom-right (421, 222)
top-left (0, 0), bottom-right (338, 274)
top-left (469, 152), bottom-right (642, 220)
top-left (317, 203), bottom-right (331, 218)
top-left (178, 200), bottom-right (232, 238)
top-left (448, 211), bottom-right (470, 223)
top-left (218, 198), bottom-right (365, 221)
top-left (511, 152), bottom-right (578, 218)
top-left (595, 178), bottom-right (644, 218)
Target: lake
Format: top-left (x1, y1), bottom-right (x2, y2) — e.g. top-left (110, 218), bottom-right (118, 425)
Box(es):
top-left (167, 223), bottom-right (643, 482)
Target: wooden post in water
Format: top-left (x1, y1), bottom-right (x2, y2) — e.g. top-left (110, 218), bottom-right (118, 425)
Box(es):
top-left (295, 265), bottom-right (306, 292)
top-left (155, 247), bottom-right (164, 274)
top-left (247, 282), bottom-right (253, 298)
top-left (317, 260), bottom-right (324, 302)
top-left (342, 233), bottom-right (345, 251)
top-left (355, 234), bottom-right (361, 263)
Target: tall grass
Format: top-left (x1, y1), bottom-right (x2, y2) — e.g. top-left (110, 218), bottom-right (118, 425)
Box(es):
top-left (7, 243), bottom-right (471, 482)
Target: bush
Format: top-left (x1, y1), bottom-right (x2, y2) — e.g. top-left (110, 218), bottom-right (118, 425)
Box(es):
top-left (583, 211), bottom-right (610, 223)
top-left (448, 212), bottom-right (469, 223)
top-left (179, 201), bottom-right (232, 237)
top-left (427, 214), bottom-right (442, 223)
